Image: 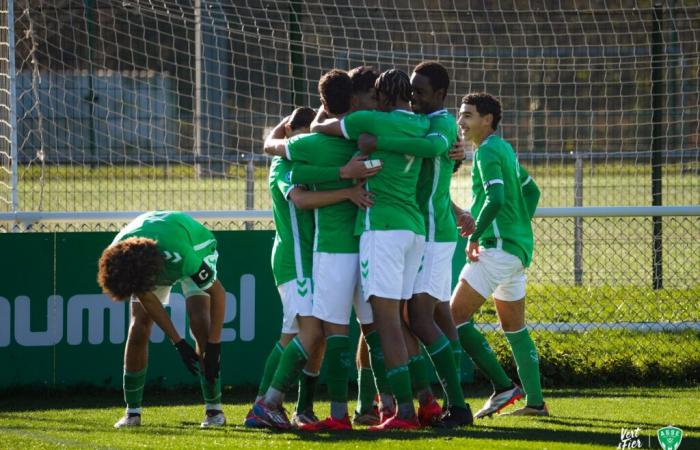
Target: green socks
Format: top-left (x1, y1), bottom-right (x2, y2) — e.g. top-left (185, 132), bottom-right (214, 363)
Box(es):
top-left (257, 342), bottom-right (284, 399)
top-left (199, 372), bottom-right (222, 410)
top-left (325, 335), bottom-right (351, 418)
top-left (505, 327), bottom-right (544, 407)
top-left (123, 367), bottom-right (147, 412)
top-left (408, 353), bottom-right (433, 404)
top-left (386, 365), bottom-right (413, 417)
top-left (295, 369), bottom-right (319, 413)
top-left (364, 331), bottom-right (391, 395)
top-left (426, 335), bottom-right (466, 409)
top-left (458, 320), bottom-right (512, 391)
top-left (270, 336), bottom-right (309, 392)
top-left (356, 367), bottom-right (377, 414)
top-left (450, 339), bottom-right (463, 383)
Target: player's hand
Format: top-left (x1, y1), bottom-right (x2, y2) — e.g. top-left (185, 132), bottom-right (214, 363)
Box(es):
top-left (339, 155), bottom-right (382, 180)
top-left (457, 211), bottom-right (476, 237)
top-left (448, 136), bottom-right (466, 161)
top-left (345, 182), bottom-right (374, 210)
top-left (357, 133), bottom-right (378, 154)
top-left (202, 342), bottom-right (221, 384)
top-left (466, 240), bottom-right (480, 262)
top-left (174, 339), bottom-right (199, 376)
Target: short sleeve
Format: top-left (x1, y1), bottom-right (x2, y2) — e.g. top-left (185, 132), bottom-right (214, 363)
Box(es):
top-left (341, 110), bottom-right (377, 140)
top-left (286, 133), bottom-right (317, 163)
top-left (475, 146), bottom-right (504, 190)
top-left (275, 161), bottom-right (302, 200)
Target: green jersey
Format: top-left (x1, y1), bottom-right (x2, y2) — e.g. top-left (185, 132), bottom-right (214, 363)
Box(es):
top-left (417, 110), bottom-right (458, 242)
top-left (470, 134), bottom-right (534, 267)
top-left (341, 109), bottom-right (430, 235)
top-left (113, 211), bottom-right (217, 288)
top-left (269, 156), bottom-right (314, 286)
top-left (286, 132), bottom-right (359, 253)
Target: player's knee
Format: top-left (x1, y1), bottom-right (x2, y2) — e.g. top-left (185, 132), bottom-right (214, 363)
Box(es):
top-left (128, 320), bottom-right (152, 345)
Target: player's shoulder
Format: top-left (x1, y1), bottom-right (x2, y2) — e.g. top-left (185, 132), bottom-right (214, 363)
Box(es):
top-left (345, 109), bottom-right (380, 122)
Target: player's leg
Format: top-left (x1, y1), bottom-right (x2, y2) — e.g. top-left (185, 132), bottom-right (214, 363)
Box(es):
top-left (293, 337), bottom-right (324, 427)
top-left (370, 296), bottom-right (416, 422)
top-left (494, 273), bottom-right (547, 416)
top-left (186, 291), bottom-right (225, 427)
top-left (452, 253), bottom-right (521, 418)
top-left (301, 252), bottom-right (363, 431)
top-left (353, 330), bottom-right (380, 425)
top-left (360, 323), bottom-right (394, 418)
top-left (256, 277), bottom-right (322, 429)
top-left (402, 309), bottom-right (440, 425)
top-left (115, 300), bottom-right (153, 428)
top-left (434, 302), bottom-right (464, 381)
top-left (361, 230), bottom-right (419, 430)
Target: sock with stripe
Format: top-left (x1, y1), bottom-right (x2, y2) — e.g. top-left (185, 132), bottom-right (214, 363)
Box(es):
top-left (458, 319), bottom-right (513, 391)
top-left (505, 327), bottom-right (544, 407)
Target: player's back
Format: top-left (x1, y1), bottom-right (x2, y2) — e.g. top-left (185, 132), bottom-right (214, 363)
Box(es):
top-left (114, 210), bottom-right (216, 285)
top-left (286, 132), bottom-right (359, 253)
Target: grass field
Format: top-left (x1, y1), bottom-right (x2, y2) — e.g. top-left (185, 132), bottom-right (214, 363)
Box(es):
top-left (0, 387), bottom-right (697, 449)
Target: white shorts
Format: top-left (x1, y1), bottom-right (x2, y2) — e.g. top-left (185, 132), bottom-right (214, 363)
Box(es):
top-left (413, 241), bottom-right (457, 302)
top-left (312, 252), bottom-right (374, 325)
top-left (459, 248), bottom-right (526, 301)
top-left (359, 230), bottom-right (425, 301)
top-left (278, 278), bottom-right (314, 334)
top-left (131, 277), bottom-right (210, 305)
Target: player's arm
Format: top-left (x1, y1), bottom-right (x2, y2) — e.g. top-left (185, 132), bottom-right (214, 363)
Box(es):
top-left (290, 156), bottom-right (381, 184)
top-left (288, 184), bottom-right (373, 210)
top-left (137, 291), bottom-right (200, 375)
top-left (467, 150), bottom-right (504, 260)
top-left (263, 115), bottom-right (290, 157)
top-left (452, 200), bottom-right (475, 237)
top-left (309, 107), bottom-right (344, 137)
top-left (358, 132), bottom-right (448, 158)
top-left (519, 165), bottom-right (541, 219)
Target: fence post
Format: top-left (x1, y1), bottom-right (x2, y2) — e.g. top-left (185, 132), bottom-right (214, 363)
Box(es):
top-left (289, 0), bottom-right (304, 107)
top-left (8, 0), bottom-right (18, 221)
top-left (574, 153), bottom-right (583, 285)
top-left (651, 2), bottom-right (664, 290)
top-left (245, 155), bottom-right (254, 231)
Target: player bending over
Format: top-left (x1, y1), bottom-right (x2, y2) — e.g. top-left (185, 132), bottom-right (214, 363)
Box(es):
top-left (98, 211), bottom-right (226, 428)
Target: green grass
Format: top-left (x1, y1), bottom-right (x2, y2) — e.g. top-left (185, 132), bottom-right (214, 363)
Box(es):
top-left (0, 387), bottom-right (697, 449)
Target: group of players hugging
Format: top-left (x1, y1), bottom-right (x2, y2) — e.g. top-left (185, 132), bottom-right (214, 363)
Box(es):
top-left (97, 61), bottom-right (545, 432)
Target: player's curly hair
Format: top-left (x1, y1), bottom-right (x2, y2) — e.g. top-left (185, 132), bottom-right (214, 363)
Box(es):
top-left (97, 237), bottom-right (163, 301)
top-left (414, 61), bottom-right (449, 98)
top-left (288, 106), bottom-right (315, 131)
top-left (375, 69), bottom-right (412, 106)
top-left (461, 92), bottom-right (502, 129)
top-left (318, 69), bottom-right (353, 115)
top-left (348, 66), bottom-right (379, 95)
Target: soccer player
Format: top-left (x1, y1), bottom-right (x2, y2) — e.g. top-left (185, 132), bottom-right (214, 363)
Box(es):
top-left (311, 69), bottom-right (430, 430)
top-left (98, 210), bottom-right (226, 428)
top-left (357, 61), bottom-right (473, 427)
top-left (247, 107), bottom-right (375, 431)
top-left (450, 92), bottom-right (547, 417)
